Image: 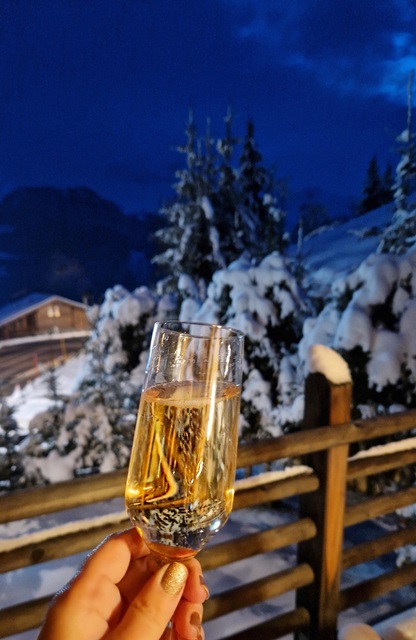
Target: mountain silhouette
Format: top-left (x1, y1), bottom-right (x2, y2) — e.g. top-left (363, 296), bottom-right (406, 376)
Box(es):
top-left (0, 186), bottom-right (161, 305)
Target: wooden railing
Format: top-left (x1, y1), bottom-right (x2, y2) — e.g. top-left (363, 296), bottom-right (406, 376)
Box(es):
top-left (2, 371), bottom-right (416, 639)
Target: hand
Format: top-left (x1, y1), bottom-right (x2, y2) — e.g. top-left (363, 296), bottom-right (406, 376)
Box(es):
top-left (37, 528), bottom-right (209, 640)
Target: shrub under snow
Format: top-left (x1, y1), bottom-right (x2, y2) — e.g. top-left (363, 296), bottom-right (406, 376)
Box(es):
top-left (182, 252), bottom-right (308, 438)
top-left (300, 246), bottom-right (416, 415)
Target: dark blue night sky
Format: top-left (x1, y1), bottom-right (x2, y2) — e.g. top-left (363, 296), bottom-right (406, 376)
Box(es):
top-left (0, 0), bottom-right (415, 217)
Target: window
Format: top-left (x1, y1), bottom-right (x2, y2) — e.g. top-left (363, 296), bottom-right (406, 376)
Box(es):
top-left (47, 304), bottom-right (61, 318)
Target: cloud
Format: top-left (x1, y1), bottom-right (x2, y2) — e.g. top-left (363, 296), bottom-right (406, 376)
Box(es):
top-left (221, 0), bottom-right (416, 103)
top-left (381, 31), bottom-right (416, 100)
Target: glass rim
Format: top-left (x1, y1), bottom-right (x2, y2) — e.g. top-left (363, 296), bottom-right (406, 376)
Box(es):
top-left (154, 320), bottom-right (244, 340)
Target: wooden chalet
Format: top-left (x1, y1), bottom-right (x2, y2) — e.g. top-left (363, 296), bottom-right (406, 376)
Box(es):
top-left (0, 293), bottom-right (90, 340)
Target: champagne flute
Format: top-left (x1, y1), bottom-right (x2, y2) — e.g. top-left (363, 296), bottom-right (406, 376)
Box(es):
top-left (125, 321), bottom-right (244, 566)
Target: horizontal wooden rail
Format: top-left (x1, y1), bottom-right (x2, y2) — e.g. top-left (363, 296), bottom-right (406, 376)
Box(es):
top-left (204, 564), bottom-right (314, 621)
top-left (340, 561), bottom-right (416, 612)
top-left (199, 519), bottom-right (317, 571)
top-left (0, 517), bottom-right (128, 574)
top-left (345, 486), bottom-right (416, 527)
top-left (347, 444), bottom-right (416, 480)
top-left (221, 608), bottom-right (311, 640)
top-left (342, 524), bottom-right (416, 570)
top-left (237, 408), bottom-right (416, 468)
top-left (0, 596), bottom-right (50, 638)
top-left (233, 471), bottom-right (318, 510)
top-left (0, 468), bottom-right (127, 524)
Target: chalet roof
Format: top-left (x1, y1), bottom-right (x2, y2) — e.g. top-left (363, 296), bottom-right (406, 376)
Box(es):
top-left (0, 293), bottom-right (88, 327)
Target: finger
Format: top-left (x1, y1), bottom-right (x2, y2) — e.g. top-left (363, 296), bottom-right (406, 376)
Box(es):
top-left (182, 558), bottom-right (210, 604)
top-left (38, 577), bottom-right (120, 640)
top-left (87, 528), bottom-right (149, 575)
top-left (173, 600), bottom-right (204, 640)
top-left (39, 529), bottom-right (148, 638)
top-left (113, 562), bottom-right (189, 640)
top-left (72, 528), bottom-right (148, 590)
top-left (116, 553), bottom-right (155, 608)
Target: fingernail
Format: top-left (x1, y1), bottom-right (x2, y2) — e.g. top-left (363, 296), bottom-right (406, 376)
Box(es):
top-left (161, 562), bottom-right (188, 596)
top-left (190, 611), bottom-right (203, 640)
top-left (190, 611), bottom-right (201, 627)
top-left (200, 575), bottom-right (210, 600)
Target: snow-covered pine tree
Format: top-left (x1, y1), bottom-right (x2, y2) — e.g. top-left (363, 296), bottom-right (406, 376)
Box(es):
top-left (154, 111), bottom-right (288, 309)
top-left (0, 396), bottom-right (22, 489)
top-left (192, 252), bottom-right (307, 439)
top-left (78, 289), bottom-right (143, 427)
top-left (153, 111), bottom-right (226, 305)
top-left (215, 107), bottom-right (245, 265)
top-left (379, 71), bottom-right (416, 254)
top-left (237, 119), bottom-right (286, 259)
top-left (65, 289), bottom-right (145, 474)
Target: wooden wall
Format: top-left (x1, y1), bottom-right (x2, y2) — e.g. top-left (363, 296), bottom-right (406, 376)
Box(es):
top-left (0, 299), bottom-right (90, 339)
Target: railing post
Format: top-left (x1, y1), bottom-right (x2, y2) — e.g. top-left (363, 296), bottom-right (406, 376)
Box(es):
top-left (295, 370), bottom-right (352, 640)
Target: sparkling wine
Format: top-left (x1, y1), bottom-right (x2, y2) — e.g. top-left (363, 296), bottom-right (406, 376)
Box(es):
top-left (125, 380), bottom-right (240, 560)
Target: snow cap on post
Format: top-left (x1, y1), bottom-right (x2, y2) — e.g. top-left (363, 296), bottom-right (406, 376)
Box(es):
top-left (307, 344), bottom-right (352, 385)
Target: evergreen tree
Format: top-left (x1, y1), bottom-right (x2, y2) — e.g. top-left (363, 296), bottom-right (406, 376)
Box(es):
top-left (192, 252), bottom-right (306, 438)
top-left (358, 156), bottom-right (384, 214)
top-left (78, 301), bottom-right (136, 431)
top-left (153, 111), bottom-right (287, 302)
top-left (0, 397), bottom-right (23, 490)
top-left (215, 107), bottom-right (244, 265)
top-left (153, 111), bottom-right (225, 300)
top-left (381, 162), bottom-right (394, 206)
top-left (237, 120), bottom-right (285, 259)
top-left (393, 70), bottom-right (416, 211)
top-left (357, 157), bottom-right (394, 216)
top-left (379, 71), bottom-right (416, 254)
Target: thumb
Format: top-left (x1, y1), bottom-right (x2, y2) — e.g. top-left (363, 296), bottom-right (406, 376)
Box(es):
top-left (113, 561), bottom-right (189, 640)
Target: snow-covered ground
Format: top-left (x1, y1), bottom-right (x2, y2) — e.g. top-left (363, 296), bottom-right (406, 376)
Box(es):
top-left (287, 204), bottom-right (392, 294)
top-left (7, 353), bottom-right (88, 434)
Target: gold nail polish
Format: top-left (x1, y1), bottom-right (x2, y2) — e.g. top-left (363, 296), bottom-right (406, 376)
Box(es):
top-left (161, 562), bottom-right (188, 596)
top-left (190, 611), bottom-right (202, 627)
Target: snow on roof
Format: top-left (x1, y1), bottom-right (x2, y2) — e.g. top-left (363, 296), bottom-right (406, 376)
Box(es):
top-left (307, 344), bottom-right (352, 385)
top-left (0, 293), bottom-right (88, 327)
